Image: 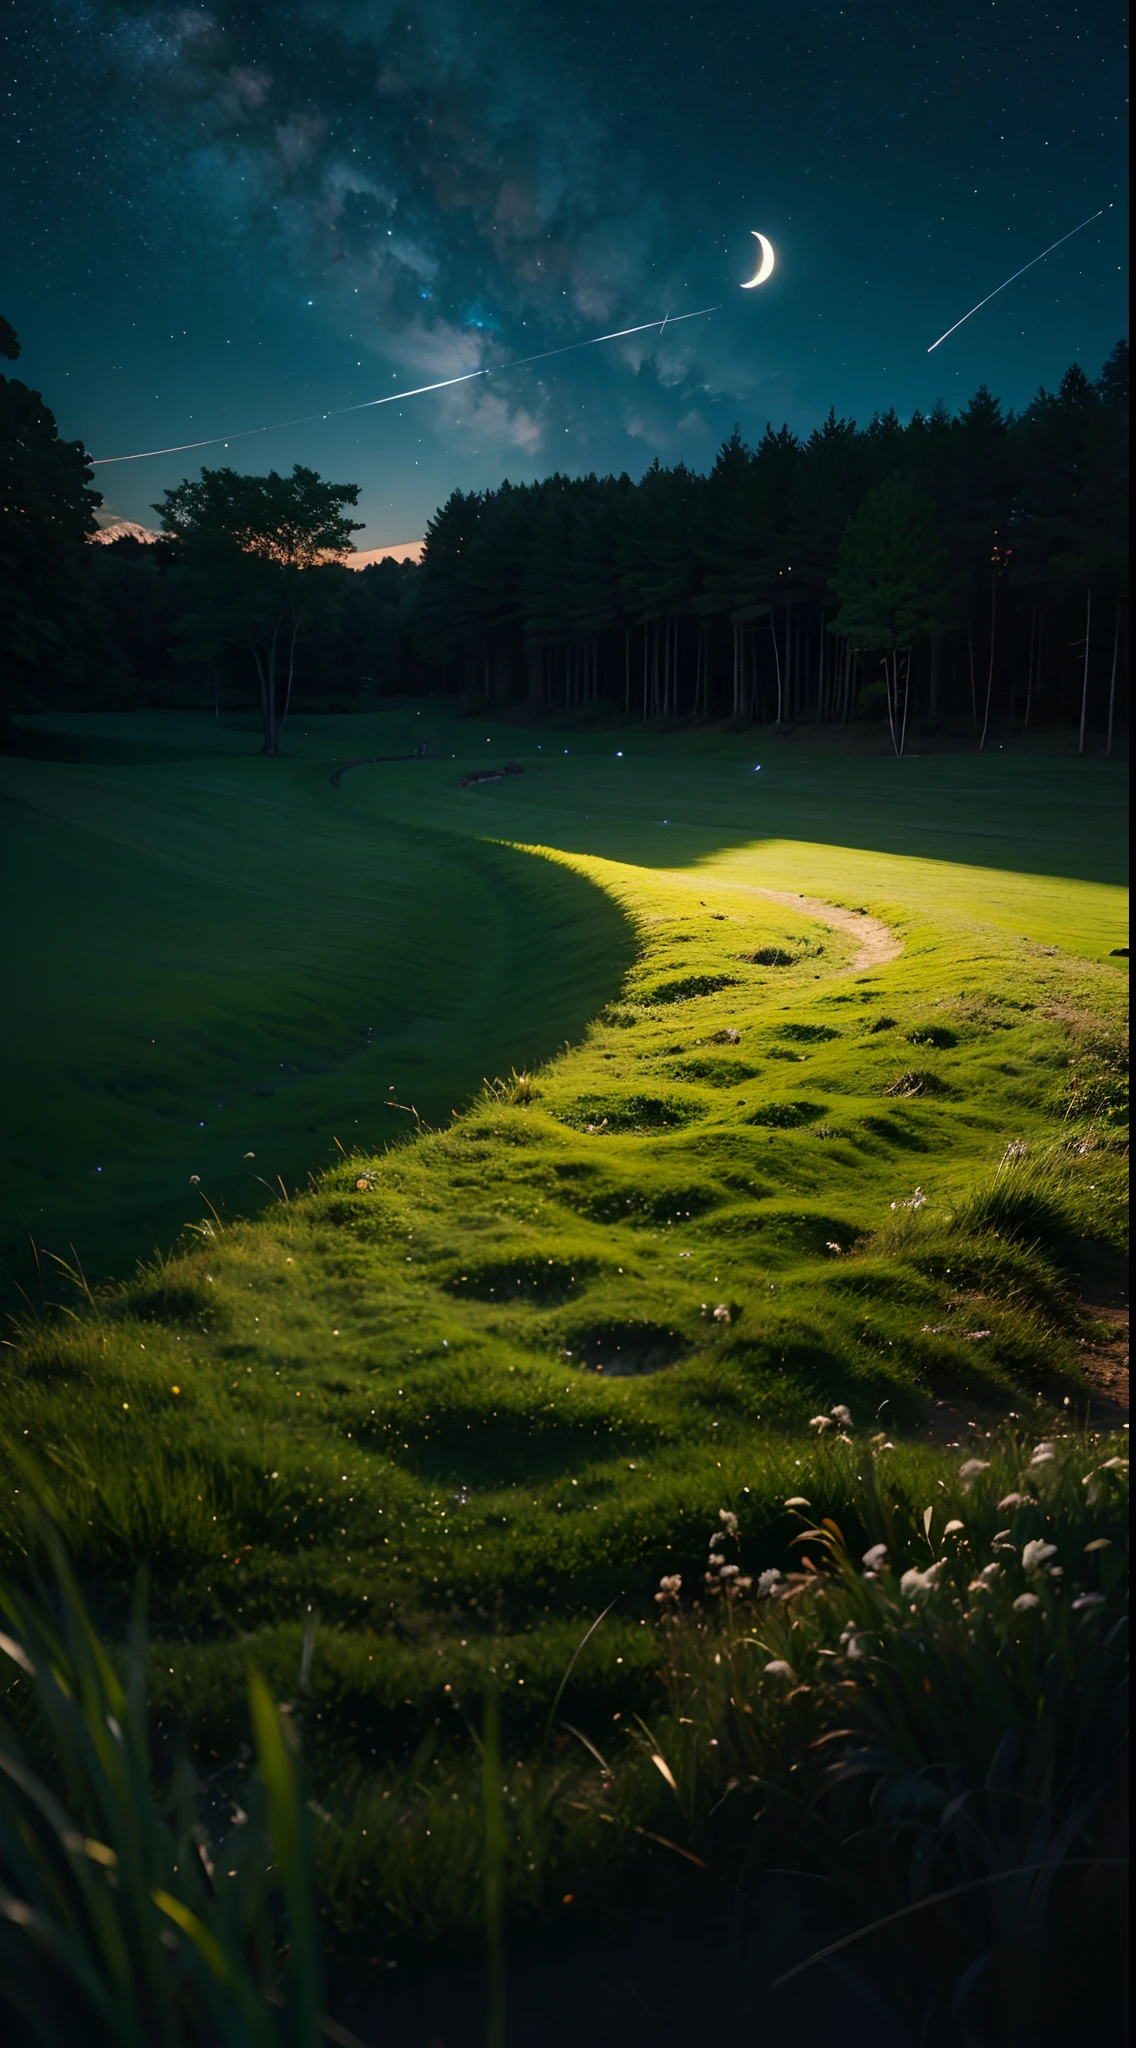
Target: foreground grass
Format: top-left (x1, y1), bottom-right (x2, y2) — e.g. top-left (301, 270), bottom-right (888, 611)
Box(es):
top-left (2, 1430), bottom-right (1127, 2044)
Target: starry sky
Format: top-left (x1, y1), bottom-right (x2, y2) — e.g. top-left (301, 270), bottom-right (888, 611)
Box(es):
top-left (3, 2), bottom-right (1127, 547)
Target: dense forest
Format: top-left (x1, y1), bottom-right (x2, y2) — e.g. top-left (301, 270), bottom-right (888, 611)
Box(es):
top-left (1, 318), bottom-right (1128, 751)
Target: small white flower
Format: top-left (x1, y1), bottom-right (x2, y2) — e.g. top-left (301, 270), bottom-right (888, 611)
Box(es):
top-left (719, 1563), bottom-right (740, 1578)
top-left (1029, 1443), bottom-right (1056, 1466)
top-left (829, 1404), bottom-right (853, 1428)
top-left (1022, 1539), bottom-right (1057, 1572)
top-left (756, 1568), bottom-right (782, 1597)
top-left (862, 1542), bottom-right (888, 1571)
top-left (958, 1459), bottom-right (990, 1491)
top-left (708, 1553), bottom-right (726, 1568)
top-left (996, 1492), bottom-right (1023, 1511)
top-left (943, 1520), bottom-right (965, 1536)
top-left (712, 1303), bottom-right (731, 1322)
top-left (763, 1659), bottom-right (794, 1679)
top-left (845, 1633), bottom-right (866, 1659)
top-left (718, 1509), bottom-right (739, 1535)
top-left (784, 1497), bottom-right (811, 1509)
top-left (900, 1563), bottom-right (942, 1599)
top-left (981, 1561), bottom-right (1001, 1580)
top-left (809, 1414), bottom-right (832, 1432)
top-left (1071, 1594), bottom-right (1106, 1613)
top-left (1012, 1592), bottom-right (1041, 1613)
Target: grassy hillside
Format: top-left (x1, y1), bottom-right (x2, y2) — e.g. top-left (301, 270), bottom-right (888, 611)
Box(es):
top-left (0, 708), bottom-right (1128, 2037)
top-left (1, 708), bottom-right (1127, 1299)
top-left (1, 709), bottom-right (1125, 1611)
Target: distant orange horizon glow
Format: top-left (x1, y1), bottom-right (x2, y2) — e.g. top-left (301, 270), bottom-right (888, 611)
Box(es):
top-left (343, 540), bottom-right (424, 568)
top-left (90, 520), bottom-right (424, 566)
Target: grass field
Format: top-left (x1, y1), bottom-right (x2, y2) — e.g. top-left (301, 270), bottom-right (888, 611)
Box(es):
top-left (0, 707), bottom-right (1128, 2042)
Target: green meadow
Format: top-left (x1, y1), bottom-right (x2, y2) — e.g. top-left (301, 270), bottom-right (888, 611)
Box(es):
top-left (0, 708), bottom-right (1128, 2039)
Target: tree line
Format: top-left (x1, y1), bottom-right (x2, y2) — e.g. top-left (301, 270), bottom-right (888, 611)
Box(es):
top-left (411, 344), bottom-right (1127, 753)
top-left (1, 309), bottom-right (1127, 754)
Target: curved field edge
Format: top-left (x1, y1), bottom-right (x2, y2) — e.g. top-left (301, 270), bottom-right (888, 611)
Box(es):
top-left (1, 835), bottom-right (1126, 1643)
top-left (0, 760), bottom-right (637, 1290)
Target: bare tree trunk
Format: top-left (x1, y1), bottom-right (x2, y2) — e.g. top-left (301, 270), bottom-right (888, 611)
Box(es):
top-left (642, 623), bottom-right (648, 720)
top-left (1078, 587), bottom-right (1092, 756)
top-left (769, 612), bottom-right (783, 724)
top-left (884, 652), bottom-right (898, 756)
top-left (262, 618), bottom-right (284, 756)
top-left (979, 570), bottom-right (997, 751)
top-left (252, 645), bottom-right (269, 749)
top-left (1023, 610), bottom-right (1037, 729)
top-left (898, 649), bottom-right (911, 757)
top-left (1106, 599), bottom-right (1121, 756)
top-left (280, 597), bottom-right (305, 742)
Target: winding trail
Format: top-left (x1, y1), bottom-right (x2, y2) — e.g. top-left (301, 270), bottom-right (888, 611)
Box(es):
top-left (658, 871), bottom-right (903, 974)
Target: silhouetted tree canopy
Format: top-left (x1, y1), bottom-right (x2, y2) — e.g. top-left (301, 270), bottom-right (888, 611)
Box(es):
top-left (0, 314), bottom-right (102, 720)
top-left (152, 465), bottom-right (362, 753)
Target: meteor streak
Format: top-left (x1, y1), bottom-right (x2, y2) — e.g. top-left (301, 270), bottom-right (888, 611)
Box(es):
top-left (91, 304), bottom-right (721, 465)
top-left (927, 208), bottom-right (1108, 352)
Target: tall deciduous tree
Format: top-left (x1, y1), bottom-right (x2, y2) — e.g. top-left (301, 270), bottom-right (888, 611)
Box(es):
top-left (153, 465), bottom-right (362, 754)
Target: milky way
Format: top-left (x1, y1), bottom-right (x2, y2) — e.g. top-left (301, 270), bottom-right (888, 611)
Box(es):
top-left (3, 3), bottom-right (1126, 540)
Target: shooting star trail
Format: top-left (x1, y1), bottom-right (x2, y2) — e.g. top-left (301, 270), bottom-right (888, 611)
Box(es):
top-left (91, 305), bottom-right (721, 465)
top-left (927, 208), bottom-right (1108, 352)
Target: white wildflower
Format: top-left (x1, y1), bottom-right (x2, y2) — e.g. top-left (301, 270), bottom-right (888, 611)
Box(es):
top-left (809, 1414), bottom-right (832, 1432)
top-left (1029, 1443), bottom-right (1056, 1466)
top-left (784, 1497), bottom-right (811, 1509)
top-left (756, 1568), bottom-right (782, 1598)
top-left (1012, 1592), bottom-right (1041, 1613)
top-left (719, 1563), bottom-right (740, 1579)
top-left (862, 1543), bottom-right (888, 1571)
top-left (1071, 1594), bottom-right (1106, 1613)
top-left (718, 1509), bottom-right (739, 1536)
top-left (900, 1563), bottom-right (942, 1599)
top-left (943, 1520), bottom-right (965, 1536)
top-left (958, 1459), bottom-right (990, 1491)
top-left (981, 1562), bottom-right (1002, 1580)
top-left (763, 1660), bottom-right (794, 1679)
top-left (996, 1492), bottom-right (1023, 1511)
top-left (1022, 1539), bottom-right (1057, 1572)
top-left (830, 1404), bottom-right (853, 1428)
top-left (712, 1303), bottom-right (731, 1322)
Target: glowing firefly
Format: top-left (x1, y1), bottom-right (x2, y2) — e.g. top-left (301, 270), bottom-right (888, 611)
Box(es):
top-left (741, 232), bottom-right (776, 289)
top-left (91, 304), bottom-right (721, 466)
top-left (927, 208), bottom-right (1108, 352)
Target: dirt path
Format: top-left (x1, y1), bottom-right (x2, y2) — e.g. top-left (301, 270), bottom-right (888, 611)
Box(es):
top-left (661, 872), bottom-right (903, 974)
top-left (747, 888), bottom-right (903, 974)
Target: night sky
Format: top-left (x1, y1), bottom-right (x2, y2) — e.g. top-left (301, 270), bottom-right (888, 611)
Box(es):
top-left (3, 2), bottom-right (1127, 548)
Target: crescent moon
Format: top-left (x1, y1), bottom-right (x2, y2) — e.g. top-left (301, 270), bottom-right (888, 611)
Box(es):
top-left (741, 231), bottom-right (775, 289)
